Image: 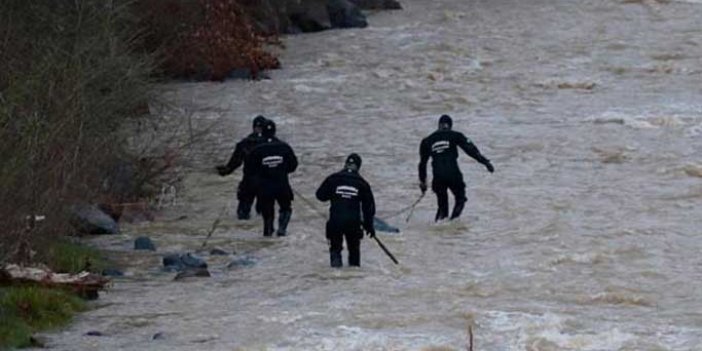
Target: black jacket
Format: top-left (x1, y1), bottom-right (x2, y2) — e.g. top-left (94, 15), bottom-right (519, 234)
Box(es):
top-left (245, 137), bottom-right (298, 185)
top-left (418, 129), bottom-right (490, 183)
top-left (221, 132), bottom-right (264, 175)
top-left (316, 169), bottom-right (375, 231)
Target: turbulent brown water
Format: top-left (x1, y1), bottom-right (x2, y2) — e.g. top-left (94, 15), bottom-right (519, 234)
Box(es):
top-left (40, 1), bottom-right (702, 350)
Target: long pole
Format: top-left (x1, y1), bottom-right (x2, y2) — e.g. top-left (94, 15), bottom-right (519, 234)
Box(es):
top-left (405, 192), bottom-right (425, 222)
top-left (373, 236), bottom-right (399, 265)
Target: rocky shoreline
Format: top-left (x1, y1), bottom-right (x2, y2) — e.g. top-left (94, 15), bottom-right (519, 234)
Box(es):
top-left (241, 0), bottom-right (402, 34)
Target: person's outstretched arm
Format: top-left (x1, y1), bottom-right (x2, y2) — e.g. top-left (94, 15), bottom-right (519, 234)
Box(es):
top-left (457, 133), bottom-right (494, 173)
top-left (217, 141), bottom-right (245, 175)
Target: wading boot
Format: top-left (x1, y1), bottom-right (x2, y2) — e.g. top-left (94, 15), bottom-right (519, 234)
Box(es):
top-left (276, 209), bottom-right (292, 237)
top-left (450, 198), bottom-right (466, 220)
top-left (435, 208), bottom-right (448, 222)
top-left (263, 217), bottom-right (275, 237)
top-left (237, 200), bottom-right (252, 220)
top-left (330, 251), bottom-right (342, 268)
top-left (348, 249), bottom-right (360, 267)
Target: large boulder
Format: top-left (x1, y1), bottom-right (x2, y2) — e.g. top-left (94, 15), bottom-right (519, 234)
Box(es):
top-left (240, 0), bottom-right (331, 34)
top-left (290, 0), bottom-right (332, 32)
top-left (327, 0), bottom-right (367, 29)
top-left (349, 0), bottom-right (401, 10)
top-left (71, 204), bottom-right (119, 235)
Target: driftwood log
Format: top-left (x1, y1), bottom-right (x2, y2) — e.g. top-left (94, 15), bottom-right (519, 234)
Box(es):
top-left (0, 264), bottom-right (110, 300)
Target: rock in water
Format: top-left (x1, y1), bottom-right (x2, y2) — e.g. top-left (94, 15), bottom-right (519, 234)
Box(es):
top-left (162, 253), bottom-right (208, 272)
top-left (181, 253), bottom-right (207, 268)
top-left (134, 236), bottom-right (156, 251)
top-left (209, 248), bottom-right (230, 256)
top-left (374, 217), bottom-right (400, 233)
top-left (102, 268), bottom-right (124, 277)
top-left (174, 267), bottom-right (211, 280)
top-left (328, 0), bottom-right (367, 28)
top-left (227, 256), bottom-right (258, 269)
top-left (71, 204), bottom-right (119, 234)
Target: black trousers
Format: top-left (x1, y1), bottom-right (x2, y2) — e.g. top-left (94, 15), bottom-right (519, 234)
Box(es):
top-left (432, 176), bottom-right (466, 220)
top-left (327, 221), bottom-right (362, 266)
top-left (236, 176), bottom-right (257, 216)
top-left (259, 189), bottom-right (292, 219)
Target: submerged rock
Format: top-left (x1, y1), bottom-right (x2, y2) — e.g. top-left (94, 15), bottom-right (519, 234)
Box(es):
top-left (71, 204), bottom-right (119, 234)
top-left (85, 331), bottom-right (104, 337)
top-left (227, 255), bottom-right (258, 269)
top-left (134, 236), bottom-right (156, 251)
top-left (209, 248), bottom-right (230, 256)
top-left (163, 253), bottom-right (208, 272)
top-left (374, 217), bottom-right (400, 233)
top-left (174, 267), bottom-right (211, 280)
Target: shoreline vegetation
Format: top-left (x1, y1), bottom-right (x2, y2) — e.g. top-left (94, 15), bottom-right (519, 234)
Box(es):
top-left (0, 0), bottom-right (400, 348)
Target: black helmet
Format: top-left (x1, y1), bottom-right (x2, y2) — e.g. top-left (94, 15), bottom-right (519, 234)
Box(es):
top-left (253, 115), bottom-right (267, 130)
top-left (345, 153), bottom-right (362, 170)
top-left (262, 119), bottom-right (276, 138)
top-left (438, 114), bottom-right (452, 129)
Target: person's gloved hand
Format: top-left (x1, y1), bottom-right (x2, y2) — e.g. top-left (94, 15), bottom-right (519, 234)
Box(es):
top-left (364, 224), bottom-right (376, 238)
top-left (216, 165), bottom-right (230, 176)
top-left (484, 161), bottom-right (494, 173)
top-left (419, 182), bottom-right (427, 194)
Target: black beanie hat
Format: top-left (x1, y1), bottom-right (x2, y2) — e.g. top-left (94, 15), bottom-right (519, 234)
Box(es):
top-left (345, 153), bottom-right (362, 169)
top-left (253, 115), bottom-right (267, 129)
top-left (439, 114), bottom-right (452, 128)
top-left (262, 119), bottom-right (276, 138)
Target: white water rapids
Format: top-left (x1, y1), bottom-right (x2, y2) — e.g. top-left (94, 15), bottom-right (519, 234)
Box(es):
top-left (39, 0), bottom-right (702, 350)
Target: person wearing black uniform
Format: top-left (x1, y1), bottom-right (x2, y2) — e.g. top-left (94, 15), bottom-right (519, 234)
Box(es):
top-left (316, 154), bottom-right (376, 268)
top-left (418, 114), bottom-right (494, 222)
top-left (216, 115), bottom-right (267, 220)
top-left (245, 119), bottom-right (298, 237)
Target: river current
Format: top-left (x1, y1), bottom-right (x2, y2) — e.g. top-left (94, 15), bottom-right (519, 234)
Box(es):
top-left (40, 1), bottom-right (702, 350)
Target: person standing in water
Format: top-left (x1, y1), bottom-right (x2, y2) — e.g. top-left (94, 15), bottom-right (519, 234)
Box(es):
top-left (246, 119), bottom-right (298, 237)
top-left (216, 115), bottom-right (267, 220)
top-left (418, 114), bottom-right (494, 221)
top-left (316, 154), bottom-right (376, 267)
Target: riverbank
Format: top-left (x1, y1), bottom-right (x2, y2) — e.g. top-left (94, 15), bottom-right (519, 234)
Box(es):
top-left (25, 0), bottom-right (702, 349)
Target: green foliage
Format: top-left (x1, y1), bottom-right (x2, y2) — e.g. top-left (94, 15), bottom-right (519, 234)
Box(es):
top-left (0, 287), bottom-right (85, 349)
top-left (44, 241), bottom-right (108, 274)
top-left (0, 313), bottom-right (33, 349)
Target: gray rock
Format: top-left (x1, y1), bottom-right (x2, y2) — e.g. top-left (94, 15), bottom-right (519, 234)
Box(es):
top-left (71, 204), bottom-right (119, 234)
top-left (328, 0), bottom-right (367, 28)
top-left (134, 236), bottom-right (156, 251)
top-left (152, 332), bottom-right (165, 340)
top-left (374, 217), bottom-right (400, 233)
